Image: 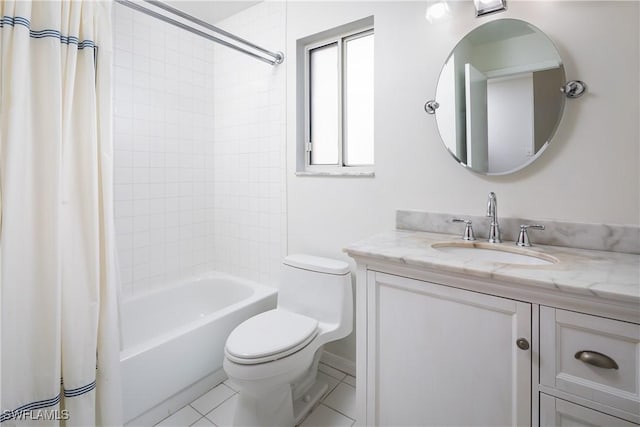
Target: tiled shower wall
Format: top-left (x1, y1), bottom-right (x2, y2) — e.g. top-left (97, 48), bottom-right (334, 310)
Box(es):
top-left (113, 3), bottom-right (286, 297)
top-left (210, 3), bottom-right (287, 286)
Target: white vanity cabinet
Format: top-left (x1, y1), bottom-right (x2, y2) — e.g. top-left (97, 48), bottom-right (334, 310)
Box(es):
top-left (350, 253), bottom-right (640, 427)
top-left (347, 229), bottom-right (640, 426)
top-left (361, 271), bottom-right (533, 426)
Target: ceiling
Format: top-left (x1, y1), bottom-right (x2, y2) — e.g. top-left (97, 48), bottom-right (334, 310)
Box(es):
top-left (164, 1), bottom-right (263, 24)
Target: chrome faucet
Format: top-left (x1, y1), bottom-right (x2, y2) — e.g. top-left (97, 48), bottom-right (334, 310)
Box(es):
top-left (486, 192), bottom-right (501, 243)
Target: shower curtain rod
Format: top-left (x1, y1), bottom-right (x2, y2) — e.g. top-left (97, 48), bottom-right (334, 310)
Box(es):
top-left (114, 0), bottom-right (284, 66)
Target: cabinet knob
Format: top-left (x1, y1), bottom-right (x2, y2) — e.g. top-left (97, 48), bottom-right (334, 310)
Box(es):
top-left (574, 350), bottom-right (619, 370)
top-left (516, 338), bottom-right (530, 350)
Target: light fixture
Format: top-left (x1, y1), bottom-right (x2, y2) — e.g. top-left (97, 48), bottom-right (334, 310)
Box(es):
top-left (473, 0), bottom-right (507, 17)
top-left (425, 0), bottom-right (450, 23)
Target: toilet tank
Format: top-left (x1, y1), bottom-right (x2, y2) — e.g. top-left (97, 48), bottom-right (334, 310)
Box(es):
top-left (279, 255), bottom-right (352, 336)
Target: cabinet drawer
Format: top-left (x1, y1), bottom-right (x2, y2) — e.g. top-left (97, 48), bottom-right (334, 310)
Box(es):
top-left (540, 394), bottom-right (637, 427)
top-left (540, 307), bottom-right (640, 418)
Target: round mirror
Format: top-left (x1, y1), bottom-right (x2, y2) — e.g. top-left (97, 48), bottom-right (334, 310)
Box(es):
top-left (434, 19), bottom-right (565, 175)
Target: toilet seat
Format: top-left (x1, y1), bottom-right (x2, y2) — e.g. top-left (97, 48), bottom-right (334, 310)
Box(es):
top-left (225, 310), bottom-right (319, 365)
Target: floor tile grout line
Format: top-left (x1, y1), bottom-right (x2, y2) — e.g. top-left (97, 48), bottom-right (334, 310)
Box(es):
top-left (201, 391), bottom-right (239, 420)
top-left (338, 377), bottom-right (355, 386)
top-left (190, 403), bottom-right (205, 417)
top-left (342, 382), bottom-right (356, 390)
top-left (318, 402), bottom-right (356, 423)
top-left (320, 381), bottom-right (341, 403)
top-left (318, 363), bottom-right (350, 380)
top-left (189, 385), bottom-right (238, 417)
top-left (318, 362), bottom-right (354, 377)
top-left (153, 404), bottom-right (201, 426)
top-left (340, 375), bottom-right (356, 387)
top-left (189, 415), bottom-right (217, 427)
top-left (188, 400), bottom-right (204, 417)
top-left (319, 380), bottom-right (356, 421)
top-left (321, 372), bottom-right (347, 379)
top-left (222, 380), bottom-right (239, 393)
top-left (322, 377), bottom-right (355, 402)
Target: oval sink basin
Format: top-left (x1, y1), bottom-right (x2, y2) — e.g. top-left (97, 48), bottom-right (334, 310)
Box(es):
top-left (431, 242), bottom-right (558, 266)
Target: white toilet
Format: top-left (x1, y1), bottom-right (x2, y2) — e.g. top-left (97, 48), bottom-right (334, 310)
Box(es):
top-left (223, 254), bottom-right (352, 427)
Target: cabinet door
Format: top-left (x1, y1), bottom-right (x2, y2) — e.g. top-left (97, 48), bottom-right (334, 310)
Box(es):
top-left (368, 272), bottom-right (531, 426)
top-left (540, 394), bottom-right (637, 427)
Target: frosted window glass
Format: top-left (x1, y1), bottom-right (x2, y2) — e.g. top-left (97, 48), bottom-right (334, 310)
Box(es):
top-left (310, 43), bottom-right (339, 165)
top-left (345, 33), bottom-right (374, 166)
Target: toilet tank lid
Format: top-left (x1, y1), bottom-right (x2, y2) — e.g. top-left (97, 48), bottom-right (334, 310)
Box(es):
top-left (283, 254), bottom-right (350, 275)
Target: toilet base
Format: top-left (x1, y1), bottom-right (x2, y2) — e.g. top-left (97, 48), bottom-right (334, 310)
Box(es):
top-left (230, 379), bottom-right (328, 427)
top-left (293, 380), bottom-right (329, 425)
top-left (233, 382), bottom-right (294, 427)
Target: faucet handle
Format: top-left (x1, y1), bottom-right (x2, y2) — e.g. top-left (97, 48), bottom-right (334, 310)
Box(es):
top-left (452, 218), bottom-right (476, 241)
top-left (517, 224), bottom-right (545, 247)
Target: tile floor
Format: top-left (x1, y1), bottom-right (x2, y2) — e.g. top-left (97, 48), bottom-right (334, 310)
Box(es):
top-left (154, 363), bottom-right (357, 427)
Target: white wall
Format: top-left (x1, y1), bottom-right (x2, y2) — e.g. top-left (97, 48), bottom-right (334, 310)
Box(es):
top-left (286, 1), bottom-right (640, 363)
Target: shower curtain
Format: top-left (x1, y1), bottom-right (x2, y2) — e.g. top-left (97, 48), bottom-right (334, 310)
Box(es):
top-left (0, 1), bottom-right (121, 426)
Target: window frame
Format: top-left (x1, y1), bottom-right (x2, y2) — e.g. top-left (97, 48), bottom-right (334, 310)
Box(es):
top-left (303, 27), bottom-right (374, 175)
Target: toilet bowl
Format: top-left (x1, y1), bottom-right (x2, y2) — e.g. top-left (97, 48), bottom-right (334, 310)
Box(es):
top-left (223, 254), bottom-right (352, 427)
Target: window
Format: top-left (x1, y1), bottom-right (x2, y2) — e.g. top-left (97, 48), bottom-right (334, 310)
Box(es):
top-left (303, 27), bottom-right (374, 174)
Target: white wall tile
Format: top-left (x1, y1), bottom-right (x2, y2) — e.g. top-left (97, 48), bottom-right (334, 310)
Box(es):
top-left (113, 1), bottom-right (285, 295)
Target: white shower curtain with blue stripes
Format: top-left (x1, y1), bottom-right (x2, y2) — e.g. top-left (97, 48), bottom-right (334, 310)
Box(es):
top-left (0, 1), bottom-right (121, 425)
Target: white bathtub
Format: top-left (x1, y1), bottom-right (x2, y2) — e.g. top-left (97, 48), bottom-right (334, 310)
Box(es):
top-left (120, 272), bottom-right (277, 423)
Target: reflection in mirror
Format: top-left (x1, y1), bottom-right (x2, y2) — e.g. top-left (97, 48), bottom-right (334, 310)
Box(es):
top-left (435, 19), bottom-right (565, 175)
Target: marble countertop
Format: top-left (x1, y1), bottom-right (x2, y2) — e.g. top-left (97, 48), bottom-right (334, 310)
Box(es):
top-left (344, 230), bottom-right (640, 305)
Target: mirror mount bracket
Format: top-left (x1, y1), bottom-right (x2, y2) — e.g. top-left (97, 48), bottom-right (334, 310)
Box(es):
top-left (561, 80), bottom-right (587, 98)
top-left (424, 100), bottom-right (439, 114)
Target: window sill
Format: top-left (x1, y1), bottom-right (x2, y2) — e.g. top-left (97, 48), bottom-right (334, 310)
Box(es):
top-left (296, 170), bottom-right (375, 178)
